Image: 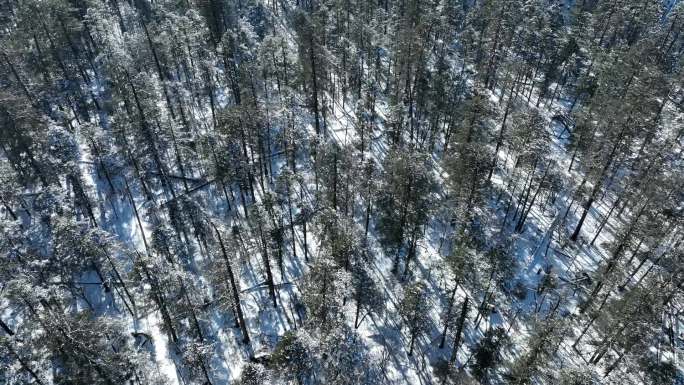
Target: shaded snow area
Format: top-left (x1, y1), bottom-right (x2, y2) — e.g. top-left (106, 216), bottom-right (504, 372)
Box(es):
top-left (1, 1), bottom-right (683, 385)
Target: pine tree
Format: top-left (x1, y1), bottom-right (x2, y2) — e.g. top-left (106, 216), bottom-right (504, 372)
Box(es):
top-left (470, 327), bottom-right (510, 383)
top-left (398, 281), bottom-right (430, 356)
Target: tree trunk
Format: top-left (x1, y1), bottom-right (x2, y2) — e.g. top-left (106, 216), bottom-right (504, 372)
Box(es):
top-left (407, 330), bottom-right (417, 356)
top-left (590, 195), bottom-right (622, 246)
top-left (5, 343), bottom-right (45, 385)
top-left (488, 91), bottom-right (513, 182)
top-left (571, 123), bottom-right (629, 242)
top-left (0, 317), bottom-right (14, 336)
top-left (570, 196), bottom-right (594, 242)
top-left (516, 158), bottom-right (552, 232)
top-left (449, 297), bottom-right (469, 364)
top-left (257, 222), bottom-right (278, 308)
top-left (141, 19), bottom-right (176, 120)
top-left (439, 283), bottom-right (458, 349)
top-left (212, 223), bottom-right (250, 344)
top-left (309, 36), bottom-right (321, 136)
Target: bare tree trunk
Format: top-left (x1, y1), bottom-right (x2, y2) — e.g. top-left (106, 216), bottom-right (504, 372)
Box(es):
top-left (449, 297), bottom-right (469, 365)
top-left (310, 36), bottom-right (321, 136)
top-left (212, 223), bottom-right (250, 344)
top-left (439, 283), bottom-right (458, 349)
top-left (257, 221), bottom-right (278, 308)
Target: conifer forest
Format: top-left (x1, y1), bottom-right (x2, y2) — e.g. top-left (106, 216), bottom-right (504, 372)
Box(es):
top-left (2, 0), bottom-right (684, 384)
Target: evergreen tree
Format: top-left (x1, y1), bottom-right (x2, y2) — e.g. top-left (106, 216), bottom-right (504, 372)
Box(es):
top-left (398, 282), bottom-right (431, 356)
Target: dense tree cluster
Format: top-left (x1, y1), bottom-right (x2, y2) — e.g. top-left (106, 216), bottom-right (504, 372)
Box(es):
top-left (1, 0), bottom-right (683, 384)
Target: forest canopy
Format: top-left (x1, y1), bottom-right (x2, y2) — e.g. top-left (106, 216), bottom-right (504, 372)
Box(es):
top-left (1, 0), bottom-right (683, 384)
